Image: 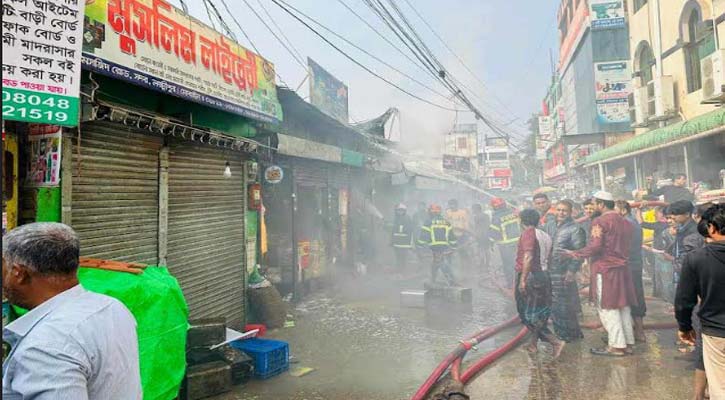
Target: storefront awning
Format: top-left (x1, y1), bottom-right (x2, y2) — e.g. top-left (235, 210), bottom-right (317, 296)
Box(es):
top-left (584, 108), bottom-right (725, 165)
top-left (277, 134), bottom-right (342, 163)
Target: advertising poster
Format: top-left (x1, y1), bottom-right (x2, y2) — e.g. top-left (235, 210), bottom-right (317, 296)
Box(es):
top-left (81, 0), bottom-right (283, 123)
top-left (537, 116), bottom-right (553, 161)
top-left (2, 0), bottom-right (85, 126)
top-left (594, 61), bottom-right (631, 124)
top-left (442, 155), bottom-right (471, 173)
top-left (590, 0), bottom-right (626, 30)
top-left (26, 124), bottom-right (62, 187)
top-left (308, 57), bottom-right (349, 124)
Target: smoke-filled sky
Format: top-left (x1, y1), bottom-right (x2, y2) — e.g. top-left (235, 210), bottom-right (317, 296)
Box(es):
top-left (177, 0), bottom-right (559, 154)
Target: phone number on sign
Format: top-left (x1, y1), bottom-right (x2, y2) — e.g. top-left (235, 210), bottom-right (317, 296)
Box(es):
top-left (2, 90), bottom-right (70, 123)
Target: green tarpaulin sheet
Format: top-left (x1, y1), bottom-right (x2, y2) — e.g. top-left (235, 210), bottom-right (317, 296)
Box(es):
top-left (11, 267), bottom-right (188, 400)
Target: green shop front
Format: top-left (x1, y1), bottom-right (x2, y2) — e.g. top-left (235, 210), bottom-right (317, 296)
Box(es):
top-left (75, 0), bottom-right (282, 329)
top-left (584, 109), bottom-right (725, 192)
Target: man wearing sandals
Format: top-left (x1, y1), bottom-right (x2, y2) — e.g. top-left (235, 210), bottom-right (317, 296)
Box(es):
top-left (562, 191), bottom-right (638, 357)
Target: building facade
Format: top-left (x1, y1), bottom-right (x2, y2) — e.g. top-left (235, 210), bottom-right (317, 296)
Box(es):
top-left (585, 0), bottom-right (725, 193)
top-left (543, 0), bottom-right (634, 186)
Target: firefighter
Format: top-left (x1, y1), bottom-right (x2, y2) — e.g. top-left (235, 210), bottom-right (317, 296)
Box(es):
top-left (391, 203), bottom-right (414, 272)
top-left (418, 204), bottom-right (457, 285)
top-left (489, 197), bottom-right (521, 289)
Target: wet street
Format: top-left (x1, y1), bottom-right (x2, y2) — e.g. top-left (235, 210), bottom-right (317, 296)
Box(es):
top-left (214, 261), bottom-right (693, 400)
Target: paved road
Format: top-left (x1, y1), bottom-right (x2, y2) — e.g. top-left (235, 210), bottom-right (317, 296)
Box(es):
top-left (214, 265), bottom-right (693, 400)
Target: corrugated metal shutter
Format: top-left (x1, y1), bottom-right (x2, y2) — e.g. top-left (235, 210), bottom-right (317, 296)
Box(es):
top-left (71, 121), bottom-right (161, 264)
top-left (328, 166), bottom-right (350, 188)
top-left (167, 143), bottom-right (246, 328)
top-left (294, 159), bottom-right (327, 187)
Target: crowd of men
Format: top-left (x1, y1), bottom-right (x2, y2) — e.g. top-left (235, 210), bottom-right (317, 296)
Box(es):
top-left (1, 186), bottom-right (722, 398)
top-left (392, 184), bottom-right (725, 399)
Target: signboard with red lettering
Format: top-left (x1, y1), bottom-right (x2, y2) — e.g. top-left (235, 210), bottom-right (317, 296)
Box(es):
top-left (81, 0), bottom-right (283, 124)
top-left (2, 0), bottom-right (85, 126)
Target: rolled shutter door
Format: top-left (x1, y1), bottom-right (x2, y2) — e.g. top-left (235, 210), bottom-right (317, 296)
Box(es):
top-left (71, 121), bottom-right (161, 265)
top-left (167, 143), bottom-right (246, 328)
top-left (294, 160), bottom-right (327, 187)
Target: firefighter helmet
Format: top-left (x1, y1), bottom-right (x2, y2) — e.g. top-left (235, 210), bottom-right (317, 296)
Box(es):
top-left (490, 197), bottom-right (506, 209)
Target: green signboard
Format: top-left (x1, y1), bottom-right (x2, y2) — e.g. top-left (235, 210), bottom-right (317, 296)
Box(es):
top-left (2, 88), bottom-right (79, 126)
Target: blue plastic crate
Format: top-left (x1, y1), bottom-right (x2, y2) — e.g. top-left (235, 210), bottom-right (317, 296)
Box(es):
top-left (230, 338), bottom-right (289, 379)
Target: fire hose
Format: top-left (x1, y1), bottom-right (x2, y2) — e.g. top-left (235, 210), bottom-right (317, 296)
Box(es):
top-left (412, 272), bottom-right (678, 400)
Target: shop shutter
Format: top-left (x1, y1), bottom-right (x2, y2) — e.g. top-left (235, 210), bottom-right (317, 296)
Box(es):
top-left (71, 121), bottom-right (162, 265)
top-left (294, 159), bottom-right (328, 187)
top-left (328, 166), bottom-right (350, 189)
top-left (167, 143), bottom-right (246, 328)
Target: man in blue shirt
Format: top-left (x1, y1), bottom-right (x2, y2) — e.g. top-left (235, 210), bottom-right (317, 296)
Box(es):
top-left (2, 223), bottom-right (142, 400)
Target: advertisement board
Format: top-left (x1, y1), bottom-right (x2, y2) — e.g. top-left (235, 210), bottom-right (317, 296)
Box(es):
top-left (452, 123), bottom-right (477, 134)
top-left (308, 58), bottom-right (349, 124)
top-left (594, 61), bottom-right (631, 124)
top-left (2, 0), bottom-right (85, 126)
top-left (81, 0), bottom-right (282, 123)
top-left (442, 155), bottom-right (471, 173)
top-left (537, 115), bottom-right (553, 161)
top-left (590, 0), bottom-right (626, 30)
top-left (26, 124), bottom-right (62, 187)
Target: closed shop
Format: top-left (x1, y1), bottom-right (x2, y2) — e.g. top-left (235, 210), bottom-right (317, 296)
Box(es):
top-left (166, 142), bottom-right (247, 328)
top-left (293, 159), bottom-right (329, 284)
top-left (71, 121), bottom-right (162, 264)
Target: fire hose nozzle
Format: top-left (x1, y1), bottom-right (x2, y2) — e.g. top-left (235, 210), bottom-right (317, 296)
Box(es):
top-left (458, 340), bottom-right (478, 351)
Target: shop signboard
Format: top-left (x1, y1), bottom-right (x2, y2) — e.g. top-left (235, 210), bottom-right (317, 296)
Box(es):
top-left (81, 0), bottom-right (283, 124)
top-left (594, 61), bottom-right (631, 124)
top-left (26, 124), bottom-right (62, 187)
top-left (2, 0), bottom-right (85, 126)
top-left (308, 58), bottom-right (349, 124)
top-left (589, 0), bottom-right (626, 30)
top-left (264, 165), bottom-right (284, 184)
top-left (537, 116), bottom-right (553, 161)
top-left (442, 154), bottom-right (471, 173)
top-left (452, 123), bottom-right (477, 134)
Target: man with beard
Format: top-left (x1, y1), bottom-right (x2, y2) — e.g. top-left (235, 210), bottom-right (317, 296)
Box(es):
top-left (562, 191), bottom-right (638, 357)
top-left (548, 200), bottom-right (586, 342)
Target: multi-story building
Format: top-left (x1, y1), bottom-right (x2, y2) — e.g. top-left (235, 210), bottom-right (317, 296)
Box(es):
top-left (542, 0), bottom-right (635, 188)
top-left (585, 0), bottom-right (725, 193)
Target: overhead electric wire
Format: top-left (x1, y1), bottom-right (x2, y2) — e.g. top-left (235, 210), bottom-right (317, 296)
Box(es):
top-left (240, 0), bottom-right (308, 70)
top-left (202, 0), bottom-right (218, 30)
top-left (367, 0), bottom-right (527, 151)
top-left (363, 0), bottom-right (444, 82)
top-left (379, 0), bottom-right (532, 147)
top-left (254, 0), bottom-right (306, 64)
top-left (273, 0), bottom-right (456, 103)
top-left (205, 0), bottom-right (238, 40)
top-left (270, 0), bottom-right (462, 112)
top-left (399, 0), bottom-right (522, 119)
top-left (334, 0), bottom-right (438, 79)
top-left (211, 0), bottom-right (291, 86)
